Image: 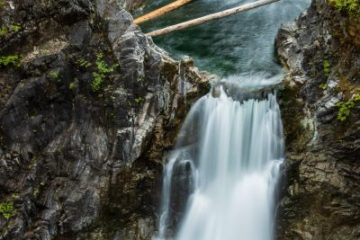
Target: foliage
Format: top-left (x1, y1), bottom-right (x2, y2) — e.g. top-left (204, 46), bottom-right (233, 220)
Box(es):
top-left (10, 24), bottom-right (21, 32)
top-left (0, 0), bottom-right (5, 9)
top-left (328, 0), bottom-right (360, 14)
top-left (336, 94), bottom-right (360, 121)
top-left (319, 83), bottom-right (328, 90)
top-left (0, 202), bottom-right (16, 220)
top-left (323, 59), bottom-right (331, 76)
top-left (0, 55), bottom-right (20, 67)
top-left (69, 81), bottom-right (77, 91)
top-left (77, 58), bottom-right (91, 68)
top-left (0, 27), bottom-right (8, 37)
top-left (0, 24), bottom-right (22, 38)
top-left (91, 53), bottom-right (116, 92)
top-left (32, 187), bottom-right (40, 198)
top-left (134, 97), bottom-right (144, 104)
top-left (48, 70), bottom-right (60, 80)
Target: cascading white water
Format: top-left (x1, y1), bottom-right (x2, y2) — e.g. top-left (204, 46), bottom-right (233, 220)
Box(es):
top-left (156, 76), bottom-right (284, 240)
top-left (144, 0), bottom-right (311, 239)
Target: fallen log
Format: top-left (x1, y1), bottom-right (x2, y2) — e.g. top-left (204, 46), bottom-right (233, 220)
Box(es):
top-left (146, 0), bottom-right (280, 37)
top-left (134, 0), bottom-right (193, 25)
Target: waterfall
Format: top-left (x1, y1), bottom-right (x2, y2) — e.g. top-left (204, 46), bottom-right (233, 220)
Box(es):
top-left (156, 76), bottom-right (284, 240)
top-left (144, 0), bottom-right (311, 239)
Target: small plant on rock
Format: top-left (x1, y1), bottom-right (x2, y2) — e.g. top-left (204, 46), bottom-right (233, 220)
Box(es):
top-left (0, 24), bottom-right (22, 38)
top-left (0, 0), bottom-right (6, 9)
top-left (0, 55), bottom-right (21, 67)
top-left (328, 0), bottom-right (360, 14)
top-left (77, 58), bottom-right (91, 68)
top-left (69, 81), bottom-right (77, 91)
top-left (0, 26), bottom-right (8, 37)
top-left (319, 83), bottom-right (328, 90)
top-left (48, 70), bottom-right (60, 80)
top-left (0, 202), bottom-right (16, 220)
top-left (323, 59), bottom-right (331, 76)
top-left (336, 94), bottom-right (360, 121)
top-left (91, 53), bottom-right (116, 92)
top-left (134, 97), bottom-right (144, 104)
top-left (9, 24), bottom-right (21, 32)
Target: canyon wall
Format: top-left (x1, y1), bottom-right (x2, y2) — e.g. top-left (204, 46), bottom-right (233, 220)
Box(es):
top-left (0, 1), bottom-right (209, 239)
top-left (277, 0), bottom-right (360, 239)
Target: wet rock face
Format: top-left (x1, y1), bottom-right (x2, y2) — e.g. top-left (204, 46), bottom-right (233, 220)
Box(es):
top-left (276, 0), bottom-right (360, 239)
top-left (0, 0), bottom-right (209, 239)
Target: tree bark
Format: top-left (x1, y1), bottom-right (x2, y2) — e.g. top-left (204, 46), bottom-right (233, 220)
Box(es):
top-left (134, 0), bottom-right (193, 25)
top-left (146, 0), bottom-right (280, 37)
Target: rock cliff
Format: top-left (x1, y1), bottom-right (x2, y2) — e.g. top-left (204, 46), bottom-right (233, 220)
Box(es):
top-left (0, 0), bottom-right (209, 239)
top-left (276, 0), bottom-right (360, 239)
top-left (2, 0), bottom-right (359, 239)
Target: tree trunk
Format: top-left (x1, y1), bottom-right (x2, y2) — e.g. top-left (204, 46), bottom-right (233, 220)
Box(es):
top-left (146, 0), bottom-right (280, 37)
top-left (134, 0), bottom-right (193, 25)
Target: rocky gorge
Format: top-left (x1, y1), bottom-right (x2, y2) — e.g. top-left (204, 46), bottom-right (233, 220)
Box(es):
top-left (0, 0), bottom-right (359, 239)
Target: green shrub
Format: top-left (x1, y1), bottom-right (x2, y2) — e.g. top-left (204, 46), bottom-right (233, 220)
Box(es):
top-left (69, 81), bottom-right (77, 91)
top-left (323, 59), bottom-right (331, 76)
top-left (336, 94), bottom-right (360, 121)
top-left (91, 53), bottom-right (116, 92)
top-left (134, 97), bottom-right (144, 104)
top-left (0, 0), bottom-right (6, 9)
top-left (0, 26), bottom-right (8, 37)
top-left (0, 202), bottom-right (16, 220)
top-left (0, 24), bottom-right (22, 38)
top-left (328, 0), bottom-right (360, 14)
top-left (319, 83), bottom-right (328, 90)
top-left (10, 24), bottom-right (21, 32)
top-left (0, 55), bottom-right (21, 67)
top-left (77, 58), bottom-right (91, 68)
top-left (48, 70), bottom-right (60, 80)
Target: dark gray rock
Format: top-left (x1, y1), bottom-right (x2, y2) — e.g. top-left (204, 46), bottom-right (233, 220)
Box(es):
top-left (0, 0), bottom-right (210, 239)
top-left (276, 0), bottom-right (360, 239)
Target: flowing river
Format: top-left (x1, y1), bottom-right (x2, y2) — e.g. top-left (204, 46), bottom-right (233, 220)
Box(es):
top-left (137, 0), bottom-right (311, 239)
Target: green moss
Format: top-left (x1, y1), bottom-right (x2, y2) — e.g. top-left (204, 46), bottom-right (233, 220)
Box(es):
top-left (92, 72), bottom-right (103, 92)
top-left (9, 24), bottom-right (21, 32)
top-left (0, 24), bottom-right (22, 38)
top-left (0, 202), bottom-right (16, 220)
top-left (134, 97), bottom-right (144, 104)
top-left (0, 0), bottom-right (5, 9)
top-left (77, 58), bottom-right (91, 68)
top-left (32, 187), bottom-right (40, 198)
top-left (0, 55), bottom-right (21, 67)
top-left (69, 81), bottom-right (77, 91)
top-left (0, 26), bottom-right (8, 37)
top-left (278, 82), bottom-right (312, 152)
top-left (48, 70), bottom-right (60, 80)
top-left (11, 193), bottom-right (20, 200)
top-left (328, 0), bottom-right (360, 14)
top-left (323, 59), bottom-right (331, 76)
top-left (319, 83), bottom-right (328, 90)
top-left (336, 93), bottom-right (360, 121)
